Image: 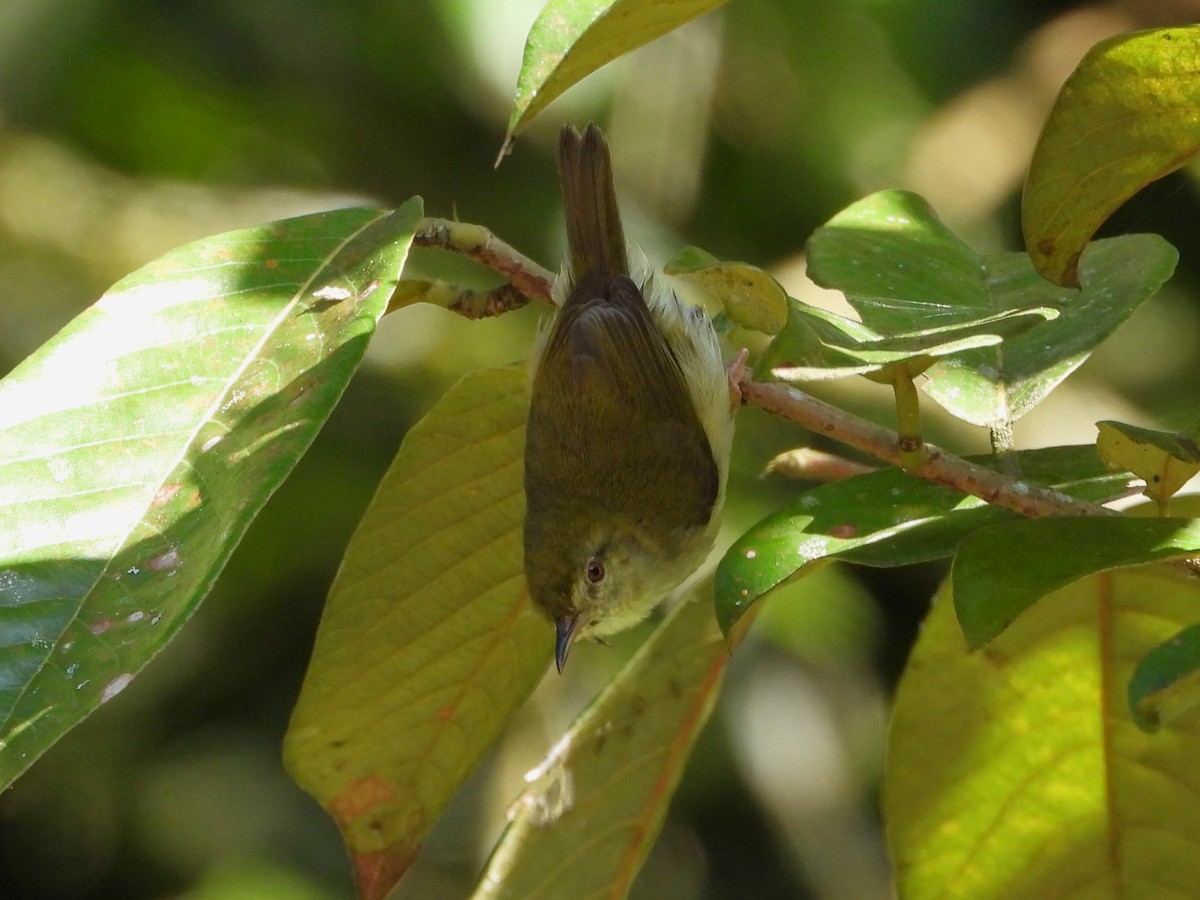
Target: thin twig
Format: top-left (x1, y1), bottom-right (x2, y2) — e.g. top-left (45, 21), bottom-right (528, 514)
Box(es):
top-left (414, 218), bottom-right (556, 305)
top-left (741, 379), bottom-right (1119, 519)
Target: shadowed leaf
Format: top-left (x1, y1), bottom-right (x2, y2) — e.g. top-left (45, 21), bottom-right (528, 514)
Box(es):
top-left (1129, 622), bottom-right (1200, 732)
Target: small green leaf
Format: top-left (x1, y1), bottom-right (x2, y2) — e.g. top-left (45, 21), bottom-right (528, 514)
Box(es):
top-left (715, 446), bottom-right (1126, 637)
top-left (1129, 622), bottom-right (1200, 732)
top-left (472, 590), bottom-right (725, 899)
top-left (504, 0), bottom-right (731, 152)
top-left (953, 517), bottom-right (1200, 649)
top-left (665, 247), bottom-right (788, 335)
top-left (1023, 26), bottom-right (1200, 286)
top-left (1097, 419), bottom-right (1200, 505)
top-left (283, 366), bottom-right (547, 900)
top-left (0, 201), bottom-right (420, 790)
top-left (922, 235), bottom-right (1177, 427)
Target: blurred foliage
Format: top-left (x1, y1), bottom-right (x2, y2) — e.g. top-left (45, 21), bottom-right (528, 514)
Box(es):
top-left (2, 1), bottom-right (1200, 898)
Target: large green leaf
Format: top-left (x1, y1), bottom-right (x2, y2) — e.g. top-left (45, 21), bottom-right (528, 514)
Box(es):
top-left (0, 201), bottom-right (421, 789)
top-left (953, 517), bottom-right (1200, 648)
top-left (472, 589), bottom-right (726, 899)
top-left (283, 366), bottom-right (548, 900)
top-left (504, 0), bottom-right (731, 152)
top-left (886, 568), bottom-right (1200, 897)
top-left (715, 446), bottom-right (1127, 637)
top-left (1023, 26), bottom-right (1200, 286)
top-left (922, 235), bottom-right (1177, 427)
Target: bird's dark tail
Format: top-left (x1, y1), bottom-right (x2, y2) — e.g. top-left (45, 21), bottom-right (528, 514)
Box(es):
top-left (558, 124), bottom-right (629, 287)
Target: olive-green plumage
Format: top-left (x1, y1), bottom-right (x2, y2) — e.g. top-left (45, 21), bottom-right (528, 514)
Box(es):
top-left (524, 124), bottom-right (734, 672)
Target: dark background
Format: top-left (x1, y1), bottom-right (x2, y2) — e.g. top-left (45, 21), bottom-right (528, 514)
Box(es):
top-left (2, 1), bottom-right (1199, 898)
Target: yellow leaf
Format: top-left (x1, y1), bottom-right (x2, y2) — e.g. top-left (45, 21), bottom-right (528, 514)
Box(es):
top-left (887, 568), bottom-right (1200, 897)
top-left (283, 366), bottom-right (548, 900)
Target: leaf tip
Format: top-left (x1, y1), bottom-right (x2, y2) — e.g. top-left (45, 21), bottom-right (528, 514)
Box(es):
top-left (352, 844), bottom-right (419, 900)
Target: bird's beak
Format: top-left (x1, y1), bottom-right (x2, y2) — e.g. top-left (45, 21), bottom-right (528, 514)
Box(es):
top-left (555, 614), bottom-right (580, 673)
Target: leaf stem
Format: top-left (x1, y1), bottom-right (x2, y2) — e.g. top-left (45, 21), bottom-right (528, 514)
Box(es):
top-left (740, 378), bottom-right (1119, 519)
top-left (890, 368), bottom-right (927, 471)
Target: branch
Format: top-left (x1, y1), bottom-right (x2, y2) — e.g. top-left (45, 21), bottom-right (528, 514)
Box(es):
top-left (740, 379), bottom-right (1121, 519)
top-left (414, 218), bottom-right (556, 305)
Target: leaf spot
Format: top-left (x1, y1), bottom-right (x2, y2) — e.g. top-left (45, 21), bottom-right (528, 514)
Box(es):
top-left (145, 547), bottom-right (181, 572)
top-left (101, 673), bottom-right (134, 703)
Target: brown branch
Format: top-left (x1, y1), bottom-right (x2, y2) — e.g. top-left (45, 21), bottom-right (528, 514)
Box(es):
top-left (741, 378), bottom-right (1120, 519)
top-left (414, 218), bottom-right (556, 305)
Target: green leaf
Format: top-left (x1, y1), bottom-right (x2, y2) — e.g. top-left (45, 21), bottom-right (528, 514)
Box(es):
top-left (953, 516), bottom-right (1200, 648)
top-left (472, 589), bottom-right (725, 899)
top-left (886, 568), bottom-right (1200, 898)
top-left (1023, 26), bottom-right (1200, 286)
top-left (1129, 622), bottom-right (1200, 732)
top-left (504, 0), bottom-right (731, 151)
top-left (0, 201), bottom-right (420, 790)
top-left (806, 190), bottom-right (989, 332)
top-left (715, 446), bottom-right (1127, 638)
top-left (283, 366), bottom-right (548, 900)
top-left (665, 247), bottom-right (788, 335)
top-left (922, 235), bottom-right (1177, 427)
top-left (762, 298), bottom-right (1055, 383)
top-left (1097, 419), bottom-right (1200, 505)
top-left (766, 190), bottom-right (1058, 384)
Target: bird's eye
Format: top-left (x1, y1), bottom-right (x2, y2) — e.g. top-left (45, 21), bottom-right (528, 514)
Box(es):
top-left (586, 557), bottom-right (606, 584)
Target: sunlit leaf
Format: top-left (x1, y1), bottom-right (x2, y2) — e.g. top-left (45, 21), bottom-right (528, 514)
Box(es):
top-left (1097, 419), bottom-right (1200, 506)
top-left (283, 366), bottom-right (548, 900)
top-left (953, 516), bottom-right (1200, 648)
top-left (504, 0), bottom-right (731, 152)
top-left (472, 589), bottom-right (726, 899)
top-left (806, 189), bottom-right (989, 331)
top-left (1023, 26), bottom-right (1200, 286)
top-left (767, 190), bottom-right (1057, 385)
top-left (665, 246), bottom-right (788, 335)
top-left (762, 298), bottom-right (1055, 383)
top-left (0, 201), bottom-right (420, 790)
top-left (714, 446), bottom-right (1128, 638)
top-left (922, 235), bottom-right (1177, 427)
top-left (887, 568), bottom-right (1200, 897)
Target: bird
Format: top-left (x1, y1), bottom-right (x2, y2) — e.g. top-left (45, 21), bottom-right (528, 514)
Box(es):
top-left (523, 123), bottom-right (737, 672)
